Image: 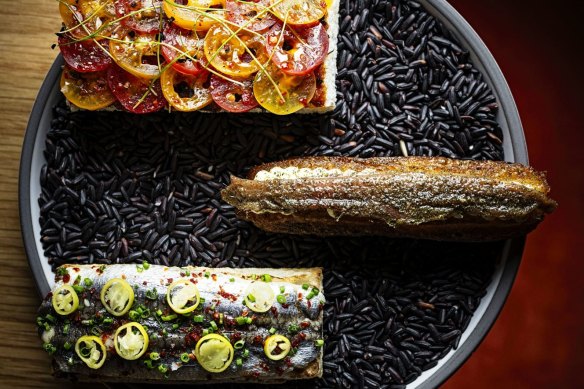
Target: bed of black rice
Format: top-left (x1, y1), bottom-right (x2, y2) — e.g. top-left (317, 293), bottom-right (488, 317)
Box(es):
top-left (38, 0), bottom-right (505, 387)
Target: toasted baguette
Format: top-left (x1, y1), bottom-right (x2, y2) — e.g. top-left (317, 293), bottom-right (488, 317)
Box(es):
top-left (221, 156), bottom-right (557, 241)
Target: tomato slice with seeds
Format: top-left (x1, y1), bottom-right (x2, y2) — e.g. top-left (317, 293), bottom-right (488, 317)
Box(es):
top-left (114, 0), bottom-right (163, 33)
top-left (61, 65), bottom-right (116, 110)
top-left (266, 22), bottom-right (328, 76)
top-left (160, 67), bottom-right (213, 111)
top-left (225, 0), bottom-right (277, 32)
top-left (59, 0), bottom-right (117, 39)
top-left (161, 23), bottom-right (208, 76)
top-left (204, 24), bottom-right (268, 78)
top-left (109, 27), bottom-right (162, 79)
top-left (58, 33), bottom-right (112, 73)
top-left (107, 64), bottom-right (166, 113)
top-left (210, 75), bottom-right (258, 112)
top-left (163, 0), bottom-right (226, 32)
top-left (253, 63), bottom-right (316, 115)
top-left (269, 0), bottom-right (326, 27)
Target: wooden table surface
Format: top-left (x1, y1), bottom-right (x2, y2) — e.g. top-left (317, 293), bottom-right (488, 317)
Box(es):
top-left (0, 1), bottom-right (581, 388)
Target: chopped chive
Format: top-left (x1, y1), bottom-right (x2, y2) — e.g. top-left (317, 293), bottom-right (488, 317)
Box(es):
top-left (306, 292), bottom-right (316, 300)
top-left (280, 286), bottom-right (285, 293)
top-left (162, 328), bottom-right (168, 336)
top-left (56, 267), bottom-right (68, 276)
top-left (302, 283), bottom-right (309, 290)
top-left (234, 339), bottom-right (245, 349)
top-left (144, 359), bottom-right (154, 369)
top-left (236, 358), bottom-right (243, 367)
top-left (102, 317), bottom-right (113, 325)
top-left (156, 309), bottom-right (163, 316)
top-left (158, 364), bottom-right (168, 374)
top-left (63, 341), bottom-right (72, 350)
top-left (277, 294), bottom-right (286, 304)
top-left (91, 326), bottom-right (102, 336)
top-left (150, 352), bottom-right (160, 360)
top-left (247, 294), bottom-right (256, 303)
top-left (142, 261), bottom-right (150, 270)
top-left (83, 278), bottom-right (93, 287)
top-left (146, 288), bottom-right (158, 300)
top-left (242, 349), bottom-right (249, 358)
top-left (43, 343), bottom-right (57, 355)
top-left (199, 297), bottom-right (206, 304)
top-left (311, 287), bottom-right (320, 295)
top-left (245, 317), bottom-right (252, 324)
top-left (288, 324), bottom-right (299, 333)
top-left (235, 316), bottom-right (246, 325)
top-left (185, 269), bottom-right (190, 276)
top-left (81, 319), bottom-right (94, 326)
top-left (219, 313), bottom-right (224, 325)
top-left (63, 323), bottom-right (70, 335)
top-left (180, 353), bottom-right (190, 363)
top-left (150, 332), bottom-right (158, 340)
top-left (210, 320), bottom-right (218, 330)
top-left (72, 285), bottom-right (84, 294)
top-left (204, 271), bottom-right (210, 278)
top-left (136, 264), bottom-right (144, 273)
top-left (67, 356), bottom-right (74, 366)
top-left (162, 314), bottom-right (177, 322)
top-left (315, 339), bottom-right (324, 347)
top-left (45, 314), bottom-right (56, 323)
top-left (229, 277), bottom-right (235, 282)
top-left (172, 323), bottom-right (179, 330)
top-left (193, 315), bottom-right (204, 323)
top-left (141, 308), bottom-right (151, 318)
top-left (202, 329), bottom-right (209, 336)
top-left (261, 274), bottom-right (272, 282)
top-left (269, 327), bottom-right (277, 334)
top-left (129, 310), bottom-right (140, 321)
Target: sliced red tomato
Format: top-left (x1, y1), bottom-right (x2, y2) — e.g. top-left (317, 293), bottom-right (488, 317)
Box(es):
top-left (109, 27), bottom-right (162, 79)
top-left (59, 0), bottom-right (117, 39)
top-left (204, 24), bottom-right (268, 78)
top-left (58, 33), bottom-right (112, 73)
top-left (210, 75), bottom-right (258, 112)
top-left (61, 65), bottom-right (116, 110)
top-left (266, 22), bottom-right (329, 76)
top-left (160, 67), bottom-right (213, 111)
top-left (253, 63), bottom-right (316, 115)
top-left (114, 0), bottom-right (163, 33)
top-left (107, 64), bottom-right (166, 113)
top-left (161, 23), bottom-right (208, 76)
top-left (225, 0), bottom-right (277, 32)
top-left (269, 0), bottom-right (326, 27)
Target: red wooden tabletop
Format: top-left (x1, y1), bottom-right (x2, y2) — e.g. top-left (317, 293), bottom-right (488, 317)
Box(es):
top-left (444, 1), bottom-right (584, 388)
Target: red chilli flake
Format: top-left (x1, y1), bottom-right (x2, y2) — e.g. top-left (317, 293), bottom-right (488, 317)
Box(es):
top-left (62, 273), bottom-right (71, 283)
top-left (218, 286), bottom-right (237, 301)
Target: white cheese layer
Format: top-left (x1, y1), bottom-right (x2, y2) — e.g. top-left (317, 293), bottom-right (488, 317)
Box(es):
top-left (254, 167), bottom-right (377, 181)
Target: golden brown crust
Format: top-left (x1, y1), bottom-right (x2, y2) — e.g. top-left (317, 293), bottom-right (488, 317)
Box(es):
top-left (224, 156), bottom-right (557, 242)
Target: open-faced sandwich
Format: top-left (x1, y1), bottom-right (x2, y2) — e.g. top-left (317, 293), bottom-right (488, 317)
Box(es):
top-left (37, 264), bottom-right (324, 382)
top-left (56, 0), bottom-right (340, 114)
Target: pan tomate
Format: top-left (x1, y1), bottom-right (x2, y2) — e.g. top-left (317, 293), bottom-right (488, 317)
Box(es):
top-left (56, 0), bottom-right (338, 114)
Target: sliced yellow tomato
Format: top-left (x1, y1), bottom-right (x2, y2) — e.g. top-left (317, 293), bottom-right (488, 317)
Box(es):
top-left (243, 281), bottom-right (275, 313)
top-left (109, 27), bottom-right (162, 79)
top-left (253, 64), bottom-right (316, 115)
top-left (114, 322), bottom-right (149, 360)
top-left (52, 284), bottom-right (80, 316)
top-left (264, 334), bottom-right (291, 360)
top-left (161, 67), bottom-right (213, 111)
top-left (167, 279), bottom-right (201, 314)
top-left (100, 278), bottom-right (134, 316)
top-left (163, 0), bottom-right (225, 32)
top-left (195, 333), bottom-right (234, 373)
top-left (75, 335), bottom-right (107, 369)
top-left (204, 24), bottom-right (267, 78)
top-left (59, 0), bottom-right (116, 39)
top-left (60, 66), bottom-right (117, 111)
top-left (270, 0), bottom-right (326, 26)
